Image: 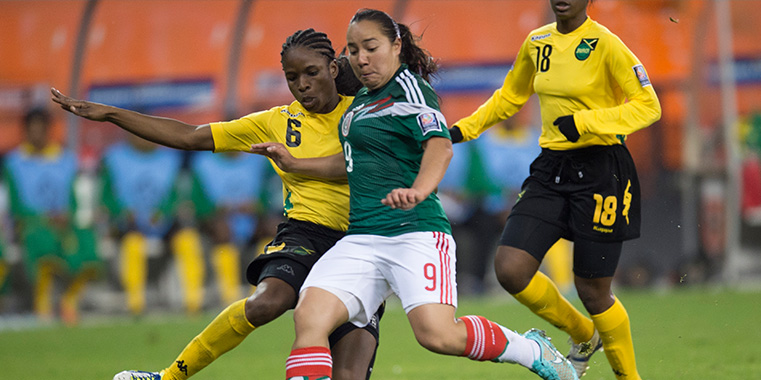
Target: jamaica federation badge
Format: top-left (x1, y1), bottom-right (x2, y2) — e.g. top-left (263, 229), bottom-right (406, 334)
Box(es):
top-left (575, 38), bottom-right (598, 61)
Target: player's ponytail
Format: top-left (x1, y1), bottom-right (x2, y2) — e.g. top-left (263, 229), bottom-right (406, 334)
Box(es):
top-left (397, 23), bottom-right (439, 83)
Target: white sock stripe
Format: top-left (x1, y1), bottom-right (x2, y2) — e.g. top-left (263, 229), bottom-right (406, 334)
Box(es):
top-left (285, 358), bottom-right (333, 370)
top-left (286, 353), bottom-right (332, 361)
top-left (464, 315), bottom-right (486, 360)
top-left (475, 317), bottom-right (486, 359)
top-left (286, 353), bottom-right (333, 369)
top-left (286, 357), bottom-right (333, 365)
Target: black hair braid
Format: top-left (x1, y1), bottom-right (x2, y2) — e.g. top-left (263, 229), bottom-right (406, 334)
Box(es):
top-left (335, 55), bottom-right (363, 96)
top-left (280, 28), bottom-right (336, 64)
top-left (280, 28), bottom-right (335, 64)
top-left (280, 28), bottom-right (362, 96)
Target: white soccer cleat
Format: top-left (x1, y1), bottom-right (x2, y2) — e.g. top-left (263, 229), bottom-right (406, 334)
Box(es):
top-left (113, 370), bottom-right (162, 380)
top-left (567, 330), bottom-right (603, 377)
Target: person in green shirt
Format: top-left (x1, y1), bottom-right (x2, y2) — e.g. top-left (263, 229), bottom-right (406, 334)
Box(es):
top-left (3, 107), bottom-right (100, 325)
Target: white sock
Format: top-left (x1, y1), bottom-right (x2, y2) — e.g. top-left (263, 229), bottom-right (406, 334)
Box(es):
top-left (496, 327), bottom-right (541, 368)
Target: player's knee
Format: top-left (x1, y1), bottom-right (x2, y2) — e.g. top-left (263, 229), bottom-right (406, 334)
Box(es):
top-left (415, 333), bottom-right (453, 354)
top-left (244, 293), bottom-right (290, 326)
top-left (411, 325), bottom-right (458, 354)
top-left (494, 248), bottom-right (534, 294)
top-left (574, 280), bottom-right (614, 315)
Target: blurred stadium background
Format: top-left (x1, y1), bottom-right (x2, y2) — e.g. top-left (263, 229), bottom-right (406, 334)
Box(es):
top-left (1, 0), bottom-right (760, 328)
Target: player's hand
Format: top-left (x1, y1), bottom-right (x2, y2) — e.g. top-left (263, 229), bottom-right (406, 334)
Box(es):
top-left (50, 87), bottom-right (110, 121)
top-left (250, 142), bottom-right (296, 171)
top-left (553, 115), bottom-right (580, 142)
top-left (382, 188), bottom-right (424, 210)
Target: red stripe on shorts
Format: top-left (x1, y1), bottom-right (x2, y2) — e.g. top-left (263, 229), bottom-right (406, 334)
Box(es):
top-left (434, 231), bottom-right (452, 305)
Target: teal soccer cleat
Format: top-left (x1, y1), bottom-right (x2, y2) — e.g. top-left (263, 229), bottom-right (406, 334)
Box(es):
top-left (523, 328), bottom-right (579, 380)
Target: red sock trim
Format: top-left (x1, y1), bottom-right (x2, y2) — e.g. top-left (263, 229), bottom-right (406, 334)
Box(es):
top-left (459, 315), bottom-right (508, 361)
top-left (285, 346), bottom-right (332, 379)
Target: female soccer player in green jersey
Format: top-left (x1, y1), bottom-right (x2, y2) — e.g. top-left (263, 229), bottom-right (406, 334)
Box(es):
top-left (253, 9), bottom-right (577, 380)
top-left (51, 29), bottom-right (382, 380)
top-left (449, 1), bottom-right (661, 379)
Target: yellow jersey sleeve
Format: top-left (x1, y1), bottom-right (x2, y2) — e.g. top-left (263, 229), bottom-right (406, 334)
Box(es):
top-left (574, 32), bottom-right (661, 138)
top-left (210, 109), bottom-right (273, 152)
top-left (454, 34), bottom-right (536, 142)
top-left (455, 18), bottom-right (661, 150)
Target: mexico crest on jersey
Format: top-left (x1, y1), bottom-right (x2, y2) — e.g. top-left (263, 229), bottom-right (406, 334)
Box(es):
top-left (575, 38), bottom-right (598, 61)
top-left (341, 111), bottom-right (353, 137)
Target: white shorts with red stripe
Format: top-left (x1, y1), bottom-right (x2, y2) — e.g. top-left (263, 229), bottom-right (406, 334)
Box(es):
top-left (301, 231), bottom-right (458, 327)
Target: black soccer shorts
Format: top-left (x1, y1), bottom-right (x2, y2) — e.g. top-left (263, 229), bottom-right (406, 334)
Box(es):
top-left (509, 144), bottom-right (641, 243)
top-left (247, 218), bottom-right (344, 291)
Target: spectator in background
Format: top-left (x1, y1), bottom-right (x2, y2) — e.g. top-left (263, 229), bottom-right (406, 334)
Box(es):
top-left (741, 112), bottom-right (761, 225)
top-left (100, 132), bottom-right (204, 315)
top-left (188, 150), bottom-right (268, 306)
top-left (0, 164), bottom-right (9, 305)
top-left (2, 107), bottom-right (101, 325)
top-left (0, 242), bottom-right (6, 301)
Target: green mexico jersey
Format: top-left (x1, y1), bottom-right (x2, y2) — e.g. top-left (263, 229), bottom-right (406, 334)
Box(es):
top-left (339, 65), bottom-right (452, 237)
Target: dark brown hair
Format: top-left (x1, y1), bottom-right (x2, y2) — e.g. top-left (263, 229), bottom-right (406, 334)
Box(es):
top-left (350, 9), bottom-right (439, 82)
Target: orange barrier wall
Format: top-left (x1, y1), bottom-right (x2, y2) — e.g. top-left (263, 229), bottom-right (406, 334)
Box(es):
top-left (2, 0), bottom-right (761, 170)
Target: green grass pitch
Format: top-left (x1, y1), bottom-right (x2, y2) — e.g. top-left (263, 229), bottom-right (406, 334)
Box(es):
top-left (1, 287), bottom-right (759, 379)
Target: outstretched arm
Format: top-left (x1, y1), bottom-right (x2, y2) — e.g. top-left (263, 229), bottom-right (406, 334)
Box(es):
top-left (250, 142), bottom-right (347, 179)
top-left (51, 87), bottom-right (214, 151)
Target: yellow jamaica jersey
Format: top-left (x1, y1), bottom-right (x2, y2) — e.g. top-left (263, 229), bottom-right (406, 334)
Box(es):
top-left (456, 17), bottom-right (661, 150)
top-left (210, 96), bottom-right (352, 231)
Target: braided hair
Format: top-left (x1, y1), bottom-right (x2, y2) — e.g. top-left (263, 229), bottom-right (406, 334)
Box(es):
top-left (280, 28), bottom-right (362, 96)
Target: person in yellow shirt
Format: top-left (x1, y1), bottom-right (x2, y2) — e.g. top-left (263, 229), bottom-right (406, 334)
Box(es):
top-left (52, 28), bottom-right (380, 380)
top-left (449, 1), bottom-right (661, 379)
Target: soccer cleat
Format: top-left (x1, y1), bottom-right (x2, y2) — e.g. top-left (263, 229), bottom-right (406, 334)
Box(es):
top-left (523, 328), bottom-right (579, 380)
top-left (567, 330), bottom-right (602, 378)
top-left (113, 370), bottom-right (162, 380)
